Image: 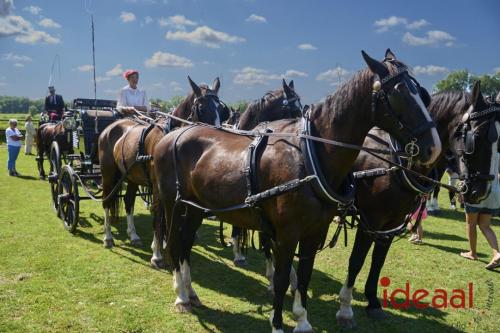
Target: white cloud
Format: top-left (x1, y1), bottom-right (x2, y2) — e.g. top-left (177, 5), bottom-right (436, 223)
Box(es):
top-left (374, 16), bottom-right (407, 33)
top-left (298, 43), bottom-right (317, 51)
top-left (144, 16), bottom-right (153, 24)
top-left (145, 51), bottom-right (193, 68)
top-left (96, 76), bottom-right (111, 83)
top-left (2, 52), bottom-right (32, 62)
top-left (1, 0), bottom-right (13, 16)
top-left (246, 14), bottom-right (266, 23)
top-left (158, 15), bottom-right (197, 29)
top-left (233, 67), bottom-right (281, 86)
top-left (23, 5), bottom-right (41, 16)
top-left (407, 19), bottom-right (430, 30)
top-left (120, 11), bottom-right (136, 23)
top-left (316, 67), bottom-right (351, 85)
top-left (14, 62), bottom-right (23, 67)
top-left (166, 26), bottom-right (245, 48)
top-left (412, 65), bottom-right (449, 76)
top-left (106, 64), bottom-right (123, 76)
top-left (0, 15), bottom-right (60, 44)
top-left (284, 69), bottom-right (308, 78)
top-left (170, 81), bottom-right (183, 92)
top-left (76, 64), bottom-right (94, 72)
top-left (39, 18), bottom-right (61, 29)
top-left (403, 30), bottom-right (455, 47)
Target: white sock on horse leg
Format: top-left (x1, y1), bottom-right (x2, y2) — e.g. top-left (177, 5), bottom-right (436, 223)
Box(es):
top-left (292, 290), bottom-right (313, 332)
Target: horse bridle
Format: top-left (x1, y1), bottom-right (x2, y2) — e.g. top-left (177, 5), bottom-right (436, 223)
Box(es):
top-left (458, 103), bottom-right (500, 188)
top-left (281, 91), bottom-right (303, 117)
top-left (190, 92), bottom-right (226, 124)
top-left (371, 61), bottom-right (436, 161)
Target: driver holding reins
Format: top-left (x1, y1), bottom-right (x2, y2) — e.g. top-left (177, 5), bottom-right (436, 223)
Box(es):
top-left (117, 69), bottom-right (151, 117)
top-left (44, 86), bottom-right (66, 121)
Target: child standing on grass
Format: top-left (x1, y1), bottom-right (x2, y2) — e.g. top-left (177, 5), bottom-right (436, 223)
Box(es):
top-left (5, 119), bottom-right (23, 176)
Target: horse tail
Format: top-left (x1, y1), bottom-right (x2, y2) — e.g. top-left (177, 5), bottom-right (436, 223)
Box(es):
top-left (108, 170), bottom-right (122, 224)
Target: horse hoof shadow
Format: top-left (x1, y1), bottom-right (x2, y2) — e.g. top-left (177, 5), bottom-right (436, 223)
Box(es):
top-left (189, 295), bottom-right (203, 308)
top-left (336, 316), bottom-right (356, 329)
top-left (366, 307), bottom-right (388, 320)
top-left (175, 302), bottom-right (193, 313)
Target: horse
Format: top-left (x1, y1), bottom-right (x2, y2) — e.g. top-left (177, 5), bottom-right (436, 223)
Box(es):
top-left (97, 76), bottom-right (229, 269)
top-left (335, 80), bottom-right (499, 328)
top-left (224, 107), bottom-right (241, 128)
top-left (228, 79), bottom-right (303, 267)
top-left (35, 116), bottom-right (75, 179)
top-left (153, 49), bottom-right (441, 332)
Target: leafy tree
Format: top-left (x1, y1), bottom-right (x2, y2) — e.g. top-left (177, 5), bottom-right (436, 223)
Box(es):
top-left (435, 70), bottom-right (500, 96)
top-left (229, 100), bottom-right (249, 112)
top-left (434, 70), bottom-right (471, 92)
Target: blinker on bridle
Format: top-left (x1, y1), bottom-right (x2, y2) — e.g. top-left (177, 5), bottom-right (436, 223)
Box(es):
top-left (370, 63), bottom-right (434, 166)
top-left (190, 92), bottom-right (223, 123)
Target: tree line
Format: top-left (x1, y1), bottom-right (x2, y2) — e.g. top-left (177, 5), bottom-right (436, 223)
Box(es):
top-left (1, 70), bottom-right (498, 115)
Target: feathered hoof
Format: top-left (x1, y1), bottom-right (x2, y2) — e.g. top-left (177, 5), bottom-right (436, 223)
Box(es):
top-left (150, 258), bottom-right (165, 270)
top-left (233, 258), bottom-right (248, 267)
top-left (189, 295), bottom-right (203, 307)
top-left (103, 239), bottom-right (115, 248)
top-left (336, 316), bottom-right (356, 329)
top-left (130, 238), bottom-right (143, 247)
top-left (366, 307), bottom-right (388, 320)
top-left (175, 302), bottom-right (192, 313)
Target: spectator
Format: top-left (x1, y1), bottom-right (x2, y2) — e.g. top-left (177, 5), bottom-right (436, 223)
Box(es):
top-left (460, 153), bottom-right (500, 270)
top-left (24, 115), bottom-right (36, 155)
top-left (5, 119), bottom-right (23, 176)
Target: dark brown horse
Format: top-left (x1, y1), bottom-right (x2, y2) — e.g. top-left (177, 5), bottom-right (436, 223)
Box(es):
top-left (36, 118), bottom-right (75, 179)
top-left (153, 50), bottom-right (441, 331)
top-left (335, 81), bottom-right (498, 328)
top-left (228, 79), bottom-right (303, 267)
top-left (98, 76), bottom-right (228, 269)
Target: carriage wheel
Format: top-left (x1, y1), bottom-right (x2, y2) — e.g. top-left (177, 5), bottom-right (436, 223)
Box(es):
top-left (58, 165), bottom-right (80, 233)
top-left (49, 142), bottom-right (62, 213)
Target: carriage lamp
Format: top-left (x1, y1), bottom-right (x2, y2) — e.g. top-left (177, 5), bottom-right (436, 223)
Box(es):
top-left (373, 81), bottom-right (382, 92)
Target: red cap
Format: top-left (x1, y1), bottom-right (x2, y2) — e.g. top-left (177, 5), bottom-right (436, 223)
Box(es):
top-left (123, 69), bottom-right (139, 80)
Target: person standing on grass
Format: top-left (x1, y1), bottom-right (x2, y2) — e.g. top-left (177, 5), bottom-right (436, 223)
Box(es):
top-left (24, 115), bottom-right (35, 155)
top-left (5, 119), bottom-right (23, 176)
top-left (460, 152), bottom-right (500, 270)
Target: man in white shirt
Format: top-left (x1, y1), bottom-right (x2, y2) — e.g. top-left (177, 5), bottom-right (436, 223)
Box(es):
top-left (117, 69), bottom-right (150, 116)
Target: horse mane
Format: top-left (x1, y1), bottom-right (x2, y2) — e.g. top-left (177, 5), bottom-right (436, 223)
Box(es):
top-left (238, 89), bottom-right (284, 129)
top-left (429, 90), bottom-right (470, 125)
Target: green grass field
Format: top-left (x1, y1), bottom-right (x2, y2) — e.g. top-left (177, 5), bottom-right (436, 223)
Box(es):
top-left (0, 144), bottom-right (498, 333)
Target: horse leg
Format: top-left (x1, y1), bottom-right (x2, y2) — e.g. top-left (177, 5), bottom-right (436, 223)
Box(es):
top-left (168, 202), bottom-right (192, 312)
top-left (37, 146), bottom-right (45, 179)
top-left (124, 183), bottom-right (142, 247)
top-left (180, 206), bottom-right (204, 308)
top-left (262, 232), bottom-right (298, 295)
top-left (336, 228), bottom-right (373, 328)
top-left (292, 238), bottom-right (321, 333)
top-left (269, 234), bottom-right (297, 333)
top-left (364, 236), bottom-right (394, 320)
top-left (231, 226), bottom-right (247, 267)
top-left (150, 187), bottom-right (165, 269)
top-left (102, 165), bottom-right (120, 248)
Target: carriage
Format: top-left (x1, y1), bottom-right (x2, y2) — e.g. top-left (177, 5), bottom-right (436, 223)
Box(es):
top-left (47, 98), bottom-right (120, 232)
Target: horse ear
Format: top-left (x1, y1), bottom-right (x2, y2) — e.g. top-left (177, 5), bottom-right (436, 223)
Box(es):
top-left (385, 48), bottom-right (396, 60)
top-left (289, 80), bottom-right (294, 90)
top-left (471, 80), bottom-right (486, 110)
top-left (282, 78), bottom-right (292, 97)
top-left (212, 77), bottom-right (220, 94)
top-left (188, 76), bottom-right (202, 97)
top-left (361, 50), bottom-right (389, 78)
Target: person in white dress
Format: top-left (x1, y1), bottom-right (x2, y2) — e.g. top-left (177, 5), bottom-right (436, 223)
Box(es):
top-left (24, 115), bottom-right (36, 155)
top-left (116, 69), bottom-right (150, 116)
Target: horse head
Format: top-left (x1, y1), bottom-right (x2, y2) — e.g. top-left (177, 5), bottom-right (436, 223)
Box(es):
top-left (362, 49), bottom-right (441, 166)
top-left (454, 81), bottom-right (500, 204)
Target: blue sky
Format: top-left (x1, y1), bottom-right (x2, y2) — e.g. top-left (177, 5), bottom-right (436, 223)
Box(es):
top-left (1, 0), bottom-right (499, 105)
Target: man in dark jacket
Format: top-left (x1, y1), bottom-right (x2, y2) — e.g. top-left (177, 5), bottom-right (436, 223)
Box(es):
top-left (44, 86), bottom-right (65, 121)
